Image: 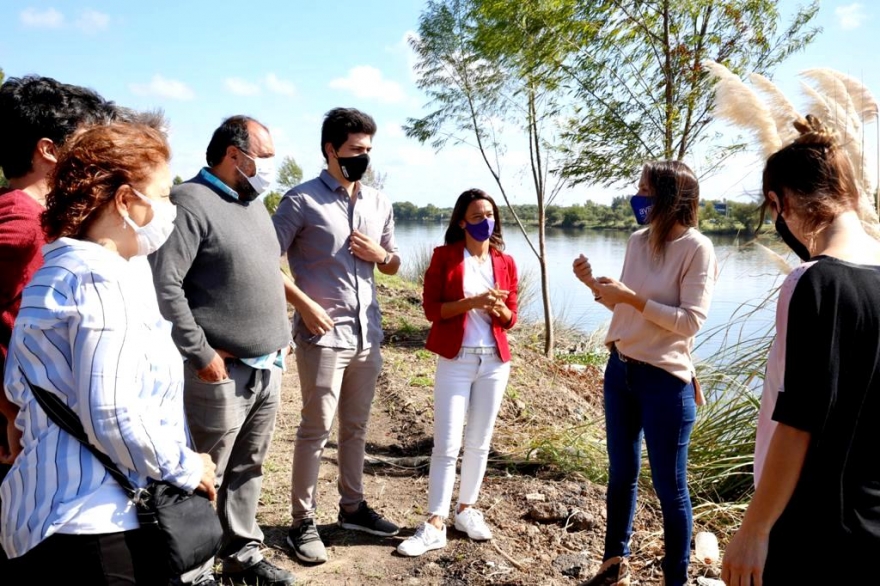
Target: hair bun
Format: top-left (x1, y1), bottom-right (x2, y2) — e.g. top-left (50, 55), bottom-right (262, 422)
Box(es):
top-left (792, 114), bottom-right (838, 149)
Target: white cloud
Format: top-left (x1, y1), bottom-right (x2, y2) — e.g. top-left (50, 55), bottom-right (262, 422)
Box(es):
top-left (74, 9), bottom-right (110, 32)
top-left (266, 73), bottom-right (297, 97)
top-left (129, 75), bottom-right (195, 101)
top-left (836, 3), bottom-right (866, 30)
top-left (394, 145), bottom-right (436, 167)
top-left (385, 123), bottom-right (406, 138)
top-left (20, 7), bottom-right (64, 28)
top-left (224, 77), bottom-right (261, 96)
top-left (386, 31), bottom-right (421, 82)
top-left (21, 8), bottom-right (112, 33)
top-left (329, 66), bottom-right (407, 104)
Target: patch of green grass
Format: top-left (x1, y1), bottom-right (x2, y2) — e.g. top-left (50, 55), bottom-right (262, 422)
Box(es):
top-left (556, 348), bottom-right (608, 367)
top-left (525, 420), bottom-right (609, 483)
top-left (397, 317), bottom-right (419, 335)
top-left (415, 349), bottom-right (433, 360)
top-left (375, 269), bottom-right (422, 292)
top-left (409, 376), bottom-right (433, 387)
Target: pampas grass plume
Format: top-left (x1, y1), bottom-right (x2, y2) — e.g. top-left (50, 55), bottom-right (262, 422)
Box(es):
top-left (749, 73), bottom-right (800, 144)
top-left (704, 60), bottom-right (781, 157)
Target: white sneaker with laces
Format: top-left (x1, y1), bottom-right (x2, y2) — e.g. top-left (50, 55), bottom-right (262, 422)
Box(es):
top-left (397, 522), bottom-right (447, 557)
top-left (454, 507), bottom-right (493, 541)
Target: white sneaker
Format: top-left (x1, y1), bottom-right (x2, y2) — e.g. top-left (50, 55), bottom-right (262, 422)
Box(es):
top-left (397, 522), bottom-right (447, 557)
top-left (454, 507), bottom-right (493, 541)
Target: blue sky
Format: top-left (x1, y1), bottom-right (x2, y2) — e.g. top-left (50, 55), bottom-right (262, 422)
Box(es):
top-left (1, 1), bottom-right (877, 206)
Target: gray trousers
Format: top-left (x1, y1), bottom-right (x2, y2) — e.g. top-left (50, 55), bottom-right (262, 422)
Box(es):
top-left (182, 359), bottom-right (281, 579)
top-left (291, 342), bottom-right (382, 521)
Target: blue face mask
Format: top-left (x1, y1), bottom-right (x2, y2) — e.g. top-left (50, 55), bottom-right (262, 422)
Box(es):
top-left (630, 195), bottom-right (653, 225)
top-left (464, 217), bottom-right (495, 242)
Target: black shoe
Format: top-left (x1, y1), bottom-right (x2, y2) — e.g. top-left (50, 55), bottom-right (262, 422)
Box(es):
top-left (337, 501), bottom-right (399, 536)
top-left (221, 559), bottom-right (296, 586)
top-left (286, 518), bottom-right (328, 564)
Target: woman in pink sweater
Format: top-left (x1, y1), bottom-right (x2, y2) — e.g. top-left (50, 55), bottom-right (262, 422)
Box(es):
top-left (574, 160), bottom-right (718, 586)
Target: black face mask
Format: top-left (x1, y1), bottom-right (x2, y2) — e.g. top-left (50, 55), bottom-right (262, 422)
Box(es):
top-left (775, 211), bottom-right (811, 261)
top-left (337, 153), bottom-right (370, 182)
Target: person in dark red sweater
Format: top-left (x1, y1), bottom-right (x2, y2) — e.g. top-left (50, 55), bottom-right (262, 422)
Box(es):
top-left (0, 76), bottom-right (115, 469)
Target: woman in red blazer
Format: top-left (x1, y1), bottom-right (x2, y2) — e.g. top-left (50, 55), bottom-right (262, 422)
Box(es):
top-left (398, 189), bottom-right (518, 557)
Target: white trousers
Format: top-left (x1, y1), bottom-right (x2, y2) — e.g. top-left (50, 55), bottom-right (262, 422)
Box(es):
top-left (427, 351), bottom-right (511, 517)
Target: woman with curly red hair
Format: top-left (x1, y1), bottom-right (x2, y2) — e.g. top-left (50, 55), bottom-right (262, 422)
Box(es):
top-left (1, 122), bottom-right (216, 585)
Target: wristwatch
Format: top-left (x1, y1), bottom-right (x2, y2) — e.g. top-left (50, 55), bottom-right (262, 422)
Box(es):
top-left (380, 252), bottom-right (392, 265)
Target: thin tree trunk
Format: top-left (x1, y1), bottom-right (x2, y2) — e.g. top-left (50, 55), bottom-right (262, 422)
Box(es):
top-left (537, 209), bottom-right (553, 357)
top-left (527, 89), bottom-right (554, 357)
top-left (662, 0), bottom-right (674, 159)
top-left (677, 5), bottom-right (712, 160)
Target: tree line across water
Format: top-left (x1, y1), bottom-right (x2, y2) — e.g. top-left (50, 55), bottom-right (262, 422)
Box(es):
top-left (390, 197), bottom-right (763, 235)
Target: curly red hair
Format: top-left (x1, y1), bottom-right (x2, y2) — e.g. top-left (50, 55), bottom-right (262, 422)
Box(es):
top-left (42, 122), bottom-right (171, 241)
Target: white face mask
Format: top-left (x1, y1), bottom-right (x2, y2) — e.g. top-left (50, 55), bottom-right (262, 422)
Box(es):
top-left (237, 152), bottom-right (274, 196)
top-left (123, 189), bottom-right (177, 256)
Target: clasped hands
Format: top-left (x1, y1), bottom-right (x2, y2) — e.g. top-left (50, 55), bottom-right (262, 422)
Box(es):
top-left (572, 254), bottom-right (635, 306)
top-left (470, 287), bottom-right (509, 318)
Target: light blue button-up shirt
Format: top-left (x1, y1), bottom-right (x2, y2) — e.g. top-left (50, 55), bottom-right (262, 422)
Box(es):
top-left (273, 170), bottom-right (397, 350)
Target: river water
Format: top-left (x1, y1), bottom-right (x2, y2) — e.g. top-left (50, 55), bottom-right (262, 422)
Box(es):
top-left (393, 222), bottom-right (789, 359)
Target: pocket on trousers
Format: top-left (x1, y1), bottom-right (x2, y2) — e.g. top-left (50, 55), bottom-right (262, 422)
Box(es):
top-left (184, 365), bottom-right (236, 408)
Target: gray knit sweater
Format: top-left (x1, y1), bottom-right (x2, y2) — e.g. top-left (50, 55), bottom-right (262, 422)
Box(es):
top-left (149, 173), bottom-right (289, 369)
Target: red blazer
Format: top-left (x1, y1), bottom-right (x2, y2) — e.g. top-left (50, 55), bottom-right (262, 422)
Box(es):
top-left (423, 241), bottom-right (518, 361)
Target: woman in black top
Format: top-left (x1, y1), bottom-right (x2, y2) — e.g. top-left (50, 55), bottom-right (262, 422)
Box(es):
top-left (722, 115), bottom-right (880, 585)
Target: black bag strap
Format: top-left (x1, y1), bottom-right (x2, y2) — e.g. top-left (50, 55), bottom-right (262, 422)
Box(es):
top-left (22, 374), bottom-right (141, 501)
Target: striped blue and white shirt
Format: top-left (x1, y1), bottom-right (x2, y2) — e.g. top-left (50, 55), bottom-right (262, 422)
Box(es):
top-left (0, 238), bottom-right (203, 558)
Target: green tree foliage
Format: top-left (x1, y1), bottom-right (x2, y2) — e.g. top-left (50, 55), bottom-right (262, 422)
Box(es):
top-left (172, 175), bottom-right (184, 185)
top-left (392, 201), bottom-right (420, 221)
top-left (276, 155), bottom-right (303, 191)
top-left (559, 0), bottom-right (820, 186)
top-left (391, 198), bottom-right (775, 234)
top-left (263, 190), bottom-right (283, 216)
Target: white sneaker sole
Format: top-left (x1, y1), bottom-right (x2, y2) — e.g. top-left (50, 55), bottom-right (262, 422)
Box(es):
top-left (397, 540), bottom-right (447, 557)
top-left (454, 523), bottom-right (493, 541)
top-left (338, 521), bottom-right (400, 537)
top-left (285, 535), bottom-right (328, 564)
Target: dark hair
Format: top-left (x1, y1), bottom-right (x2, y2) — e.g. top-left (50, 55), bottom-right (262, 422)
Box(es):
top-left (444, 189), bottom-right (505, 251)
top-left (320, 107), bottom-right (377, 161)
top-left (0, 75), bottom-right (114, 179)
top-left (760, 114), bottom-right (859, 239)
top-left (112, 107), bottom-right (169, 134)
top-left (42, 123), bottom-right (171, 241)
top-left (205, 115), bottom-right (265, 166)
top-left (643, 160), bottom-right (700, 258)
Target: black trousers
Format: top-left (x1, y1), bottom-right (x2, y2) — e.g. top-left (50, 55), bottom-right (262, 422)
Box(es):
top-left (7, 529), bottom-right (169, 585)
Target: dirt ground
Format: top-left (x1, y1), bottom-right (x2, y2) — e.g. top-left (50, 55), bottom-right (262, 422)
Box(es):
top-left (252, 280), bottom-right (721, 585)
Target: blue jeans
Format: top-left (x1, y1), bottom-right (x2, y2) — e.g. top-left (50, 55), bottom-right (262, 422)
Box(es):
top-left (603, 350), bottom-right (696, 586)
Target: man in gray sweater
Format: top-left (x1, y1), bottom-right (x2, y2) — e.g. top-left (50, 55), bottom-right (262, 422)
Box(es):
top-left (150, 116), bottom-right (295, 586)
